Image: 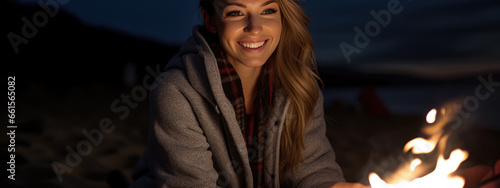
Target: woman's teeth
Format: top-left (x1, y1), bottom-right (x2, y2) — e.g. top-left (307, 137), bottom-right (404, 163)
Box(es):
top-left (239, 41), bottom-right (265, 49)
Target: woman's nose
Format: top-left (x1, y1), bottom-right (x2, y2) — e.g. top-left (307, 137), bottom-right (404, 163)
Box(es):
top-left (243, 14), bottom-right (263, 34)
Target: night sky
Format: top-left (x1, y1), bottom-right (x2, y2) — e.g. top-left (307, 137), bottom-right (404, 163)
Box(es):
top-left (11, 0), bottom-right (500, 70)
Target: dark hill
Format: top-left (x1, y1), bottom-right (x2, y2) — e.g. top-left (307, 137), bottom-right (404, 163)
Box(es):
top-left (2, 1), bottom-right (180, 88)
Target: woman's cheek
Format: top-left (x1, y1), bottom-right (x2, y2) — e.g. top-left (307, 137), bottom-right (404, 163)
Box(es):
top-left (263, 18), bottom-right (281, 33)
top-left (220, 21), bottom-right (245, 38)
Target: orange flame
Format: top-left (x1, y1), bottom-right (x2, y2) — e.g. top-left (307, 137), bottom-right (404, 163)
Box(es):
top-left (410, 159), bottom-right (422, 171)
top-left (369, 150), bottom-right (469, 188)
top-left (426, 108), bottom-right (437, 124)
top-left (369, 108), bottom-right (469, 188)
top-left (403, 135), bottom-right (440, 154)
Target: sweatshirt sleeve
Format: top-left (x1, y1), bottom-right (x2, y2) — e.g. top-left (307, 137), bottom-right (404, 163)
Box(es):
top-left (148, 72), bottom-right (219, 188)
top-left (283, 90), bottom-right (346, 187)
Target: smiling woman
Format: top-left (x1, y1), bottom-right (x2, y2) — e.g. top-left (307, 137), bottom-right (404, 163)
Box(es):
top-left (129, 0), bottom-right (368, 187)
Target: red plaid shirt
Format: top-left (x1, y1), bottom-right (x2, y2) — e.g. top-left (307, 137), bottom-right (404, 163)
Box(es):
top-left (207, 35), bottom-right (274, 187)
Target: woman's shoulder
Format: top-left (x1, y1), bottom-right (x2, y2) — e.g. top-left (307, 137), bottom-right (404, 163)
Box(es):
top-left (152, 68), bottom-right (191, 93)
top-left (148, 25), bottom-right (217, 103)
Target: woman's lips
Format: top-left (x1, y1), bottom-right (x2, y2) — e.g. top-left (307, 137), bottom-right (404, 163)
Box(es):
top-left (237, 39), bottom-right (268, 52)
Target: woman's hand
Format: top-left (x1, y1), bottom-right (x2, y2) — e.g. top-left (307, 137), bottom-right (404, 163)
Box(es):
top-left (455, 159), bottom-right (500, 188)
top-left (329, 182), bottom-right (371, 188)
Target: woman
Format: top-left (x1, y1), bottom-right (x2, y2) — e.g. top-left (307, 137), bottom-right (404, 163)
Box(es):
top-left (131, 0), bottom-right (369, 187)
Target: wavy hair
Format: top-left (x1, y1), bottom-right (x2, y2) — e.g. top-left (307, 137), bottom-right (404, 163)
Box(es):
top-left (199, 0), bottom-right (321, 177)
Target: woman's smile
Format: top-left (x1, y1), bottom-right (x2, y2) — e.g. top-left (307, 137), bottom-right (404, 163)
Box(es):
top-left (237, 39), bottom-right (268, 52)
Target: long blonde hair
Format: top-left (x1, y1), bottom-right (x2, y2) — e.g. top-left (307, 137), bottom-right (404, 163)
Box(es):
top-left (274, 0), bottom-right (321, 176)
top-left (199, 0), bottom-right (321, 177)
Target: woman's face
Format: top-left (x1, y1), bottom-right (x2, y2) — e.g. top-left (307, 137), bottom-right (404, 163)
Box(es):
top-left (210, 0), bottom-right (282, 68)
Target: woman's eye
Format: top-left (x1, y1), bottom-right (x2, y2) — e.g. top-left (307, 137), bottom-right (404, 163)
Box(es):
top-left (225, 11), bottom-right (243, 17)
top-left (262, 9), bottom-right (278, 15)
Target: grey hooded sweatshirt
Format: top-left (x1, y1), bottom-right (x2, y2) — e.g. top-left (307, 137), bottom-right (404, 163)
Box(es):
top-left (131, 26), bottom-right (345, 188)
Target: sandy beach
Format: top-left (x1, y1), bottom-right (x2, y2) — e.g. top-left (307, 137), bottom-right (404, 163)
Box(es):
top-left (2, 76), bottom-right (499, 187)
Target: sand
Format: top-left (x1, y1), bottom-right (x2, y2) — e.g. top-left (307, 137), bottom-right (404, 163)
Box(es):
top-left (1, 81), bottom-right (499, 188)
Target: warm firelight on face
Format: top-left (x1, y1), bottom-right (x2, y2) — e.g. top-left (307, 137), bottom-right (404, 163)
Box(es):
top-left (369, 108), bottom-right (469, 188)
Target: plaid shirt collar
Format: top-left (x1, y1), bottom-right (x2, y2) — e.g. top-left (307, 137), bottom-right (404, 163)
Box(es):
top-left (205, 32), bottom-right (274, 188)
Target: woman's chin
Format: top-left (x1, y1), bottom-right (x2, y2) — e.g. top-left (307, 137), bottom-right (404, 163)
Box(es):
top-left (241, 61), bottom-right (268, 68)
top-left (239, 57), bottom-right (271, 68)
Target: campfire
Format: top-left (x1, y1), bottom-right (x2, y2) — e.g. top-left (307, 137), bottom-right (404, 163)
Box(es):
top-left (369, 107), bottom-right (470, 188)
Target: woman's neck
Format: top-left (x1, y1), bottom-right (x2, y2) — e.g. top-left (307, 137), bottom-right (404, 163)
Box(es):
top-left (231, 63), bottom-right (262, 114)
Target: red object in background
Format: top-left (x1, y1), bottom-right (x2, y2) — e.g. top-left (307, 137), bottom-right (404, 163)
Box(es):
top-left (358, 86), bottom-right (391, 118)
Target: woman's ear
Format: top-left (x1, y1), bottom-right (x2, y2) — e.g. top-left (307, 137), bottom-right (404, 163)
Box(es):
top-left (202, 9), bottom-right (218, 33)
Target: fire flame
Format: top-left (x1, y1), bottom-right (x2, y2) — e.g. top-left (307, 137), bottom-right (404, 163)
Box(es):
top-left (410, 159), bottom-right (421, 171)
top-left (426, 108), bottom-right (437, 124)
top-left (369, 108), bottom-right (469, 188)
top-left (403, 136), bottom-right (439, 154)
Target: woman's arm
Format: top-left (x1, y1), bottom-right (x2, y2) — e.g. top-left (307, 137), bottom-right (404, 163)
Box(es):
top-left (148, 73), bottom-right (219, 188)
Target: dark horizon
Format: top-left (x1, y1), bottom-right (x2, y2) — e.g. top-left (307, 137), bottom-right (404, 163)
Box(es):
top-left (6, 0), bottom-right (500, 68)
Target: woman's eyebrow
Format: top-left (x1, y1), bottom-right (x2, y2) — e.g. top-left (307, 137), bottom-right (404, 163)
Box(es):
top-left (261, 0), bottom-right (277, 7)
top-left (224, 0), bottom-right (277, 8)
